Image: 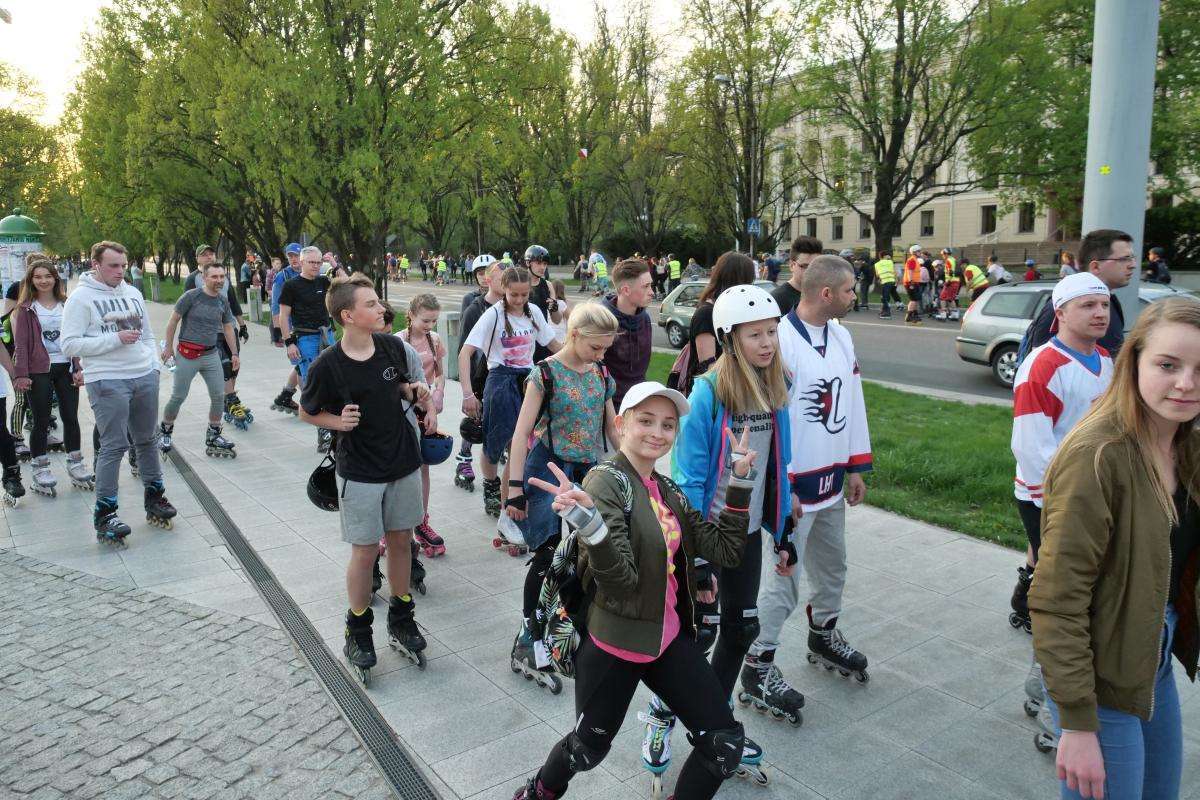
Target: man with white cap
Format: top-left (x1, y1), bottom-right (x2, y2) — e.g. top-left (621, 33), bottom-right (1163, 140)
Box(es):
top-left (1008, 271), bottom-right (1115, 636)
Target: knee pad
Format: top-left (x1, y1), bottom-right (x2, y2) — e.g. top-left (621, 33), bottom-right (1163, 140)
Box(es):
top-left (721, 610), bottom-right (761, 652)
top-left (562, 731), bottom-right (609, 773)
top-left (696, 611), bottom-right (720, 654)
top-left (689, 722), bottom-right (744, 780)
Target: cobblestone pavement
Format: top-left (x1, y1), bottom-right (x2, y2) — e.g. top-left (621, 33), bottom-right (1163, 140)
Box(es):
top-left (0, 550), bottom-right (395, 800)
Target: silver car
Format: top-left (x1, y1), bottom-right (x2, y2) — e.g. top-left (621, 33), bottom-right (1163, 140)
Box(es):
top-left (658, 279), bottom-right (778, 348)
top-left (956, 280), bottom-right (1195, 387)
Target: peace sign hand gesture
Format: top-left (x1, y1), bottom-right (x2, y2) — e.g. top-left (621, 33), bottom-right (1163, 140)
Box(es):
top-left (725, 425), bottom-right (758, 479)
top-left (528, 462), bottom-right (594, 515)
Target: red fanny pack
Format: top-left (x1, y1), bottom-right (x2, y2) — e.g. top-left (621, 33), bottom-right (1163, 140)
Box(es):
top-left (176, 340), bottom-right (211, 360)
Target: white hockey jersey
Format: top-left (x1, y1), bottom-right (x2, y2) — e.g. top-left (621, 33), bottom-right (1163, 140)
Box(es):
top-left (780, 310), bottom-right (873, 513)
top-left (1011, 338), bottom-right (1113, 506)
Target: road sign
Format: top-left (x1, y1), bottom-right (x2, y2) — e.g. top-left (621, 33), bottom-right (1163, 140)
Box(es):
top-left (746, 217), bottom-right (761, 235)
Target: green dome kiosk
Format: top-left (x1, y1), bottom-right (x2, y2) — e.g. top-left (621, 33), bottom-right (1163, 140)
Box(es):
top-left (0, 208), bottom-right (45, 293)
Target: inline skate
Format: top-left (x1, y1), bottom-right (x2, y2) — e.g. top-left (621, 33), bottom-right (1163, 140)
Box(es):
top-left (271, 389), bottom-right (299, 415)
top-left (344, 607), bottom-right (377, 687)
top-left (1034, 701), bottom-right (1059, 754)
top-left (509, 624), bottom-right (562, 694)
top-left (94, 499), bottom-right (131, 545)
top-left (66, 452), bottom-right (94, 491)
top-left (1023, 658), bottom-right (1044, 718)
top-left (205, 424), bottom-right (237, 459)
top-left (2, 465), bottom-right (25, 507)
top-left (734, 736), bottom-right (768, 787)
top-left (454, 456), bottom-right (475, 492)
top-left (511, 777), bottom-right (557, 800)
top-left (29, 455), bottom-right (57, 498)
top-left (13, 437), bottom-right (29, 462)
top-left (223, 393), bottom-right (253, 430)
top-left (144, 481), bottom-right (177, 529)
top-left (1009, 564), bottom-right (1033, 633)
top-left (158, 421), bottom-right (174, 454)
top-left (482, 476), bottom-right (501, 517)
top-left (317, 428), bottom-right (333, 454)
top-left (128, 445), bottom-right (139, 477)
top-left (638, 697), bottom-right (674, 797)
top-left (46, 430), bottom-right (64, 452)
top-left (371, 554), bottom-right (384, 597)
top-left (738, 650), bottom-right (805, 725)
top-left (493, 513), bottom-right (528, 557)
top-left (410, 540), bottom-right (427, 595)
top-left (387, 594), bottom-right (427, 669)
top-left (807, 606), bottom-right (869, 683)
top-left (415, 515), bottom-right (446, 557)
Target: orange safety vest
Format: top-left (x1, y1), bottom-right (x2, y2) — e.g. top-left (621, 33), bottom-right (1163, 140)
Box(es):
top-left (903, 256), bottom-right (921, 286)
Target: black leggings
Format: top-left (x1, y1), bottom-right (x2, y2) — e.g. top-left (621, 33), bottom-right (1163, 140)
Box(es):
top-left (0, 398), bottom-right (15, 469)
top-left (1016, 499), bottom-right (1042, 562)
top-left (538, 635), bottom-right (737, 799)
top-left (30, 364), bottom-right (81, 457)
top-left (705, 531), bottom-right (762, 699)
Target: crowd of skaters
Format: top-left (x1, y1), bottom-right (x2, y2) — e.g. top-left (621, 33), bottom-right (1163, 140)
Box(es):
top-left (1, 228), bottom-right (1196, 800)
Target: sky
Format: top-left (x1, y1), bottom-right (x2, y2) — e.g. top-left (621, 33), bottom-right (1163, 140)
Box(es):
top-left (1, 0), bottom-right (683, 125)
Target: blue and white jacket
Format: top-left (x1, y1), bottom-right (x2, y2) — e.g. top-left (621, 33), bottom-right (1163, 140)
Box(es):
top-left (670, 375), bottom-right (791, 544)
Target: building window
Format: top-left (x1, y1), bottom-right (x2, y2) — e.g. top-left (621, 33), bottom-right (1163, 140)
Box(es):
top-left (832, 216), bottom-right (844, 241)
top-left (920, 210), bottom-right (934, 237)
top-left (859, 214), bottom-right (871, 239)
top-left (921, 163), bottom-right (937, 185)
top-left (806, 217), bottom-right (818, 237)
top-left (860, 171), bottom-right (872, 193)
top-left (981, 205), bottom-right (998, 235)
top-left (833, 175), bottom-right (846, 193)
top-left (1018, 202), bottom-right (1036, 233)
top-left (805, 177), bottom-right (819, 198)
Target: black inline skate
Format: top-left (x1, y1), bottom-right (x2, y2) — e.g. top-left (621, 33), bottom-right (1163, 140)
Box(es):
top-left (223, 392), bottom-right (253, 430)
top-left (509, 624), bottom-right (562, 694)
top-left (271, 389), bottom-right (299, 416)
top-left (344, 607), bottom-right (377, 687)
top-left (807, 606), bottom-right (869, 683)
top-left (1009, 564), bottom-right (1033, 634)
top-left (94, 499), bottom-right (131, 545)
top-left (158, 421), bottom-right (174, 454)
top-left (482, 476), bottom-right (501, 518)
top-left (410, 540), bottom-right (427, 595)
top-left (738, 649), bottom-right (804, 725)
top-left (371, 554), bottom-right (384, 597)
top-left (205, 424), bottom-right (237, 459)
top-left (511, 777), bottom-right (557, 800)
top-left (453, 455), bottom-right (474, 492)
top-left (13, 437), bottom-right (29, 462)
top-left (144, 481), bottom-right (177, 529)
top-left (2, 464), bottom-right (26, 507)
top-left (387, 594), bottom-right (427, 669)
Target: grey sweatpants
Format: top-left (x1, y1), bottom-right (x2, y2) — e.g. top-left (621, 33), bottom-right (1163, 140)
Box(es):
top-left (86, 371), bottom-right (163, 502)
top-left (749, 501), bottom-right (847, 656)
top-left (163, 349), bottom-right (224, 422)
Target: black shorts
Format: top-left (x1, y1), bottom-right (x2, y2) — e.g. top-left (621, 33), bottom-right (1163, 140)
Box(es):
top-left (905, 286), bottom-right (921, 303)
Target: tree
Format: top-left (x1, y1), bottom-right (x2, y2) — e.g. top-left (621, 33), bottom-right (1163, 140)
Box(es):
top-left (0, 63), bottom-right (57, 218)
top-left (802, 0), bottom-right (1027, 254)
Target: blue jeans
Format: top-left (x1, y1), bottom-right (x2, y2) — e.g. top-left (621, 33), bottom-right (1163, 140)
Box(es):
top-left (519, 440), bottom-right (592, 551)
top-left (292, 328), bottom-right (332, 384)
top-left (1044, 605), bottom-right (1182, 800)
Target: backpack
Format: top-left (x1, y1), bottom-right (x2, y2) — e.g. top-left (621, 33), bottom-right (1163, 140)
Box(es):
top-left (665, 341), bottom-right (697, 396)
top-left (530, 461), bottom-right (633, 679)
top-left (532, 359), bottom-right (609, 458)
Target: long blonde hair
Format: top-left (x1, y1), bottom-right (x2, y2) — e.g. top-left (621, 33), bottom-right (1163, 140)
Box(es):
top-left (708, 324), bottom-right (788, 415)
top-left (1054, 296), bottom-right (1200, 522)
top-left (565, 301), bottom-right (618, 340)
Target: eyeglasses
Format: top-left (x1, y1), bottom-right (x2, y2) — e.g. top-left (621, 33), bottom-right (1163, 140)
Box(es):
top-left (1100, 256), bottom-right (1136, 265)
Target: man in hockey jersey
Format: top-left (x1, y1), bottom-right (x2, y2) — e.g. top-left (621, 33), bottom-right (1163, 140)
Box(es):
top-left (741, 255), bottom-right (873, 705)
top-left (1008, 272), bottom-right (1113, 633)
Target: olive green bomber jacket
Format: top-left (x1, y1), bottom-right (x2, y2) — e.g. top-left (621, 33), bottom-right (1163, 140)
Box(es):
top-left (1029, 433), bottom-right (1200, 732)
top-left (577, 452), bottom-right (752, 658)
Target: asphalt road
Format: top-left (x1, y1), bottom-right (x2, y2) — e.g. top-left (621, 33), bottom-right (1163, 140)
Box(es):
top-left (380, 278), bottom-right (1014, 402)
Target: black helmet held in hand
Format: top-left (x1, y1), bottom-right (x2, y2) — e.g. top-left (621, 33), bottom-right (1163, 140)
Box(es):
top-left (307, 455), bottom-right (339, 512)
top-left (459, 415), bottom-right (484, 445)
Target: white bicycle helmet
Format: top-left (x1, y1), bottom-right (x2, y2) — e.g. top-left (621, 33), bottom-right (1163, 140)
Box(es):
top-left (909, 244), bottom-right (922, 254)
top-left (588, 252), bottom-right (607, 267)
top-left (712, 284), bottom-right (781, 337)
top-left (471, 253), bottom-right (497, 271)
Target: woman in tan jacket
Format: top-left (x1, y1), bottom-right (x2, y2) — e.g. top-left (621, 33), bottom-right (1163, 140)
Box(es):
top-left (1030, 297), bottom-right (1200, 799)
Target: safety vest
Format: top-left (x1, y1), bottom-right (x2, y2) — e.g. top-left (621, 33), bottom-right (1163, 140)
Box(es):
top-left (874, 259), bottom-right (895, 284)
top-left (903, 256), bottom-right (921, 285)
top-left (501, 255), bottom-right (513, 266)
top-left (400, 256), bottom-right (409, 269)
top-left (944, 257), bottom-right (959, 284)
top-left (437, 259), bottom-right (447, 273)
top-left (594, 260), bottom-right (608, 279)
top-left (669, 259), bottom-right (681, 279)
top-left (964, 264), bottom-right (988, 290)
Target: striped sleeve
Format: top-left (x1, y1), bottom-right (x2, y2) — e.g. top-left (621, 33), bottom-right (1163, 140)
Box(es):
top-left (1011, 348), bottom-right (1069, 506)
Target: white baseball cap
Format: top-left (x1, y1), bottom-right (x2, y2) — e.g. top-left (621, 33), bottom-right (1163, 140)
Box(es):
top-left (618, 381), bottom-right (690, 418)
top-left (1052, 272), bottom-right (1109, 310)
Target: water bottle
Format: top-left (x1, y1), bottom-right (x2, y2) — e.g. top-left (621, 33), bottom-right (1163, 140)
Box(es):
top-left (159, 339), bottom-right (176, 372)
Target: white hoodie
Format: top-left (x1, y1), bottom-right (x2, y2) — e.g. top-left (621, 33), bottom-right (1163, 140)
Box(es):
top-left (61, 273), bottom-right (159, 382)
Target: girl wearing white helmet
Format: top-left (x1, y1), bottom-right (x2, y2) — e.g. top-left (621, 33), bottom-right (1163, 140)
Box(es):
top-left (638, 281), bottom-right (794, 784)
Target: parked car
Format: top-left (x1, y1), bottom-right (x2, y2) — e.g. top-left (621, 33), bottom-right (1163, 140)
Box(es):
top-left (955, 281), bottom-right (1197, 388)
top-left (658, 279), bottom-right (778, 348)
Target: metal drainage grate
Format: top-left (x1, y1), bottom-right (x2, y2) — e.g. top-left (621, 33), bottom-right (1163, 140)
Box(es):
top-left (168, 449), bottom-right (440, 800)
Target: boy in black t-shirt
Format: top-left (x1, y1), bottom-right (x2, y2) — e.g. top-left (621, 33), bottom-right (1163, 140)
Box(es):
top-left (300, 274), bottom-right (436, 680)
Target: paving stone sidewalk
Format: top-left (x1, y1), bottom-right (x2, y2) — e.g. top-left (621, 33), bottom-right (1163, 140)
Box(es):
top-left (2, 298), bottom-right (1199, 799)
top-left (0, 550), bottom-right (394, 800)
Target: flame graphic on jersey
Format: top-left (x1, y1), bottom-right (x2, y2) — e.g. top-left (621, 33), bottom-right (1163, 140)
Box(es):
top-left (801, 377), bottom-right (847, 434)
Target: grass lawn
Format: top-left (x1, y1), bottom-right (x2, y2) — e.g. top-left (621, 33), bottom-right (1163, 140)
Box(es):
top-left (646, 354), bottom-right (1023, 550)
